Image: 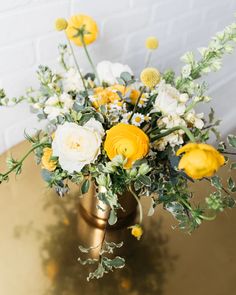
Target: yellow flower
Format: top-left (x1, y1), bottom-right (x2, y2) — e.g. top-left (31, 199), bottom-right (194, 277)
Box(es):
top-left (140, 67), bottom-right (161, 88)
top-left (41, 148), bottom-right (57, 172)
top-left (129, 224), bottom-right (143, 240)
top-left (176, 143), bottom-right (225, 179)
top-left (146, 36), bottom-right (159, 50)
top-left (45, 260), bottom-right (59, 281)
top-left (66, 14), bottom-right (98, 46)
top-left (91, 85), bottom-right (126, 108)
top-left (129, 89), bottom-right (140, 104)
top-left (55, 18), bottom-right (68, 31)
top-left (104, 123), bottom-right (149, 169)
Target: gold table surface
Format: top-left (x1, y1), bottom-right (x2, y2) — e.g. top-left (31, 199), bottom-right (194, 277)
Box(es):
top-left (0, 141), bottom-right (236, 295)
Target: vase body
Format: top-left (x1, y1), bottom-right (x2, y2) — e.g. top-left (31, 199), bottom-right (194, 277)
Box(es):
top-left (77, 182), bottom-right (137, 258)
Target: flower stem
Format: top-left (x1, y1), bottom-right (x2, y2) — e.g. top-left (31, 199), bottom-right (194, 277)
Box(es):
top-left (180, 198), bottom-right (216, 221)
top-left (150, 125), bottom-right (196, 142)
top-left (66, 36), bottom-right (87, 92)
top-left (81, 37), bottom-right (100, 85)
top-left (145, 51), bottom-right (152, 67)
top-left (129, 185), bottom-right (143, 224)
top-left (1, 142), bottom-right (49, 180)
top-left (128, 86), bottom-right (145, 124)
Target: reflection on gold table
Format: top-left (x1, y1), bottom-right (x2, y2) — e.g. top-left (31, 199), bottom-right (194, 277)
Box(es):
top-left (0, 141), bottom-right (236, 295)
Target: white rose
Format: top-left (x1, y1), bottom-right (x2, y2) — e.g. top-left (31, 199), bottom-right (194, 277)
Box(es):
top-left (154, 82), bottom-right (186, 115)
top-left (63, 68), bottom-right (85, 93)
top-left (96, 60), bottom-right (133, 85)
top-left (52, 119), bottom-right (104, 173)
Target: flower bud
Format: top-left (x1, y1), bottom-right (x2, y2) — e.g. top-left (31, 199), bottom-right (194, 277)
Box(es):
top-left (55, 18), bottom-right (68, 31)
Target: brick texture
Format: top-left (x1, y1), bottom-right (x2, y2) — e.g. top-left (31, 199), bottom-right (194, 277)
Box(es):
top-left (0, 0), bottom-right (236, 153)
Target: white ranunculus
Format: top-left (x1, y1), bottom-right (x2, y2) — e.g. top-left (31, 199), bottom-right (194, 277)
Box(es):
top-left (96, 61), bottom-right (133, 85)
top-left (52, 119), bottom-right (104, 173)
top-left (154, 81), bottom-right (186, 116)
top-left (63, 68), bottom-right (85, 93)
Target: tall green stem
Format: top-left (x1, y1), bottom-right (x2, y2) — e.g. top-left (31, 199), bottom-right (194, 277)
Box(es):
top-left (66, 36), bottom-right (87, 92)
top-left (128, 86), bottom-right (145, 123)
top-left (180, 198), bottom-right (216, 221)
top-left (145, 51), bottom-right (152, 67)
top-left (129, 185), bottom-right (143, 224)
top-left (1, 142), bottom-right (49, 180)
top-left (81, 37), bottom-right (100, 85)
top-left (150, 125), bottom-right (196, 142)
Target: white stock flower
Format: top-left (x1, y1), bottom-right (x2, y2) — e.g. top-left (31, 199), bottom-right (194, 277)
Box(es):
top-left (96, 61), bottom-right (133, 85)
top-left (185, 111), bottom-right (204, 129)
top-left (63, 68), bottom-right (85, 92)
top-left (44, 93), bottom-right (73, 120)
top-left (52, 119), bottom-right (104, 173)
top-left (154, 81), bottom-right (186, 115)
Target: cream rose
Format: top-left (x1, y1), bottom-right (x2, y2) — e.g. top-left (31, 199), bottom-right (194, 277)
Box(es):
top-left (96, 60), bottom-right (133, 85)
top-left (154, 81), bottom-right (186, 115)
top-left (52, 119), bottom-right (104, 173)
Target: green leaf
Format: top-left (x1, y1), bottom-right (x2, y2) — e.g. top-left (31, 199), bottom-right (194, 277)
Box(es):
top-left (81, 179), bottom-right (90, 194)
top-left (108, 209), bottom-right (117, 225)
top-left (227, 134), bottom-right (236, 148)
top-left (120, 72), bottom-right (132, 82)
top-left (138, 175), bottom-right (151, 187)
top-left (211, 175), bottom-right (222, 190)
top-left (228, 177), bottom-right (236, 192)
top-left (209, 107), bottom-right (215, 123)
top-left (41, 169), bottom-right (52, 183)
top-left (230, 163), bottom-right (236, 170)
top-left (104, 256), bottom-right (125, 269)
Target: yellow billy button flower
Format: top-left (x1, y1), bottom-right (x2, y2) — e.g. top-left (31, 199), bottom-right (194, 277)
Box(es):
top-left (104, 123), bottom-right (149, 169)
top-left (140, 67), bottom-right (161, 89)
top-left (41, 148), bottom-right (57, 172)
top-left (129, 224), bottom-right (143, 240)
top-left (55, 18), bottom-right (68, 31)
top-left (176, 143), bottom-right (225, 179)
top-left (146, 36), bottom-right (159, 50)
top-left (66, 14), bottom-right (98, 46)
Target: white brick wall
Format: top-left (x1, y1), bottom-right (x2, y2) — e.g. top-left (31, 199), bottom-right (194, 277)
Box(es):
top-left (0, 0), bottom-right (236, 154)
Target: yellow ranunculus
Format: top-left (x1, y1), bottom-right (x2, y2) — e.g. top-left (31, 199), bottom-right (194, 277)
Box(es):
top-left (104, 123), bottom-right (149, 169)
top-left (130, 224), bottom-right (143, 240)
top-left (176, 143), bottom-right (225, 179)
top-left (42, 148), bottom-right (57, 172)
top-left (66, 14), bottom-right (98, 46)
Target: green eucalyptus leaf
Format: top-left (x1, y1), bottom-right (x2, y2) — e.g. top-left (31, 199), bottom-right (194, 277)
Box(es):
top-left (41, 169), bottom-right (52, 183)
top-left (120, 72), bottom-right (132, 82)
top-left (81, 179), bottom-right (90, 194)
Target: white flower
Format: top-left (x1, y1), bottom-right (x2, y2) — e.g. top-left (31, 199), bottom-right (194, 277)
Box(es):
top-left (121, 112), bottom-right (132, 124)
top-left (52, 119), bottom-right (104, 173)
top-left (131, 113), bottom-right (145, 126)
top-left (185, 111), bottom-right (204, 129)
top-left (154, 81), bottom-right (186, 115)
top-left (96, 61), bottom-right (133, 85)
top-left (44, 93), bottom-right (74, 120)
top-left (63, 68), bottom-right (84, 92)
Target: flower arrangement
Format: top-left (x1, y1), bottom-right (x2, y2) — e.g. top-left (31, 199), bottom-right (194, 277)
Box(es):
top-left (1, 13), bottom-right (236, 280)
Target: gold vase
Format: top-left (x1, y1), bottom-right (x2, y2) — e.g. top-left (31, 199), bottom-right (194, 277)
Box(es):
top-left (77, 182), bottom-right (137, 258)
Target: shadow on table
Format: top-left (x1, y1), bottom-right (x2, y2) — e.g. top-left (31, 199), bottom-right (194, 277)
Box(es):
top-left (14, 196), bottom-right (178, 295)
